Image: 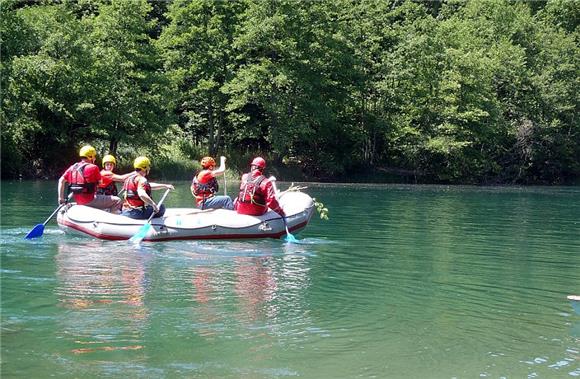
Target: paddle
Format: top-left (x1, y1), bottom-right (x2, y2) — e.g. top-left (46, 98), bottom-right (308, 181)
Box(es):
top-left (282, 216), bottom-right (299, 243)
top-left (223, 169), bottom-right (227, 196)
top-left (129, 188), bottom-right (171, 244)
top-left (25, 193), bottom-right (73, 239)
top-left (269, 177), bottom-right (298, 243)
top-left (221, 156), bottom-right (227, 196)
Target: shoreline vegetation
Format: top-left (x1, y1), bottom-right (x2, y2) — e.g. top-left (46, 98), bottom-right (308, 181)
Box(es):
top-left (2, 0), bottom-right (578, 185)
top-left (10, 161), bottom-right (580, 186)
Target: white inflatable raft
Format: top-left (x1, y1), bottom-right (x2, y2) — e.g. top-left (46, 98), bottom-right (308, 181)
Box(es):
top-left (569, 295), bottom-right (580, 315)
top-left (57, 191), bottom-right (315, 241)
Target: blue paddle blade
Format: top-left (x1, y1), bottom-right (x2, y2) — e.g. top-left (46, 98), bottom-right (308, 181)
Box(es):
top-left (25, 224), bottom-right (45, 239)
top-left (284, 231), bottom-right (299, 243)
top-left (129, 223), bottom-right (151, 244)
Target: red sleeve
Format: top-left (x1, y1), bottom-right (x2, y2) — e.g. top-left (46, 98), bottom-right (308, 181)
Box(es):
top-left (263, 180), bottom-right (285, 217)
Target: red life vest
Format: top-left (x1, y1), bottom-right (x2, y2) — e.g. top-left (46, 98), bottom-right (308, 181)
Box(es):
top-left (237, 173), bottom-right (266, 206)
top-left (97, 170), bottom-right (118, 196)
top-left (192, 171), bottom-right (219, 205)
top-left (123, 174), bottom-right (151, 208)
top-left (68, 162), bottom-right (96, 194)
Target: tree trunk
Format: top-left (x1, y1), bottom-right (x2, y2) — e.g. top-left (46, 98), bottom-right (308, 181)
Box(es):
top-left (215, 101), bottom-right (223, 155)
top-left (109, 138), bottom-right (118, 155)
top-left (207, 96), bottom-right (215, 156)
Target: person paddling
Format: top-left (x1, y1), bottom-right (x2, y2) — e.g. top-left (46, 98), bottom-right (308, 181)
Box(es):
top-left (191, 156), bottom-right (234, 210)
top-left (58, 145), bottom-right (122, 213)
top-left (121, 156), bottom-right (174, 220)
top-left (234, 157), bottom-right (285, 218)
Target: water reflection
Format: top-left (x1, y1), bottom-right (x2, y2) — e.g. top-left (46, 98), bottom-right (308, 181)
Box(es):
top-left (55, 241), bottom-right (150, 355)
top-left (153, 240), bottom-right (317, 349)
top-left (4, 181), bottom-right (580, 378)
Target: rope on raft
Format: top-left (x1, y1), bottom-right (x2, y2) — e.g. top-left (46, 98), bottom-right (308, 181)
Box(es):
top-left (279, 183), bottom-right (328, 220)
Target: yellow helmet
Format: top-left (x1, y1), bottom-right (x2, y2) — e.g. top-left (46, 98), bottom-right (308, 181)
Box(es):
top-left (79, 145), bottom-right (96, 159)
top-left (134, 156), bottom-right (151, 170)
top-left (102, 154), bottom-right (116, 166)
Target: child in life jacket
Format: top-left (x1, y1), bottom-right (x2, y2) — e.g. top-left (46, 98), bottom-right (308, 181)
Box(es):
top-left (97, 154), bottom-right (131, 197)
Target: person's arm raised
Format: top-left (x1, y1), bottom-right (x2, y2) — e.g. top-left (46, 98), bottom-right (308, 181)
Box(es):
top-left (211, 156), bottom-right (227, 177)
top-left (149, 182), bottom-right (174, 191)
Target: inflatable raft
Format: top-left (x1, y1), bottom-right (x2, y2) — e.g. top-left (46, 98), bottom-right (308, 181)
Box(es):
top-left (57, 191), bottom-right (315, 241)
top-left (568, 295), bottom-right (580, 315)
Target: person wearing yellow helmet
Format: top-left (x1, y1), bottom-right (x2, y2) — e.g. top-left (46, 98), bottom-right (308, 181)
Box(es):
top-left (121, 156), bottom-right (174, 219)
top-left (190, 155), bottom-right (233, 210)
top-left (97, 154), bottom-right (131, 197)
top-left (57, 145), bottom-right (123, 212)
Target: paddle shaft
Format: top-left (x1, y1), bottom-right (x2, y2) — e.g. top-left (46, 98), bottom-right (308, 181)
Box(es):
top-left (25, 193), bottom-right (73, 239)
top-left (147, 188), bottom-right (171, 223)
top-left (269, 176), bottom-right (278, 195)
top-left (42, 203), bottom-right (65, 226)
top-left (44, 192), bottom-right (74, 225)
top-left (269, 177), bottom-right (294, 236)
top-left (128, 188), bottom-right (172, 243)
top-left (223, 172), bottom-right (227, 196)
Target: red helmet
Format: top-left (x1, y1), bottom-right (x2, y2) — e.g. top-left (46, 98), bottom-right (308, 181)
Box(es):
top-left (251, 157), bottom-right (266, 170)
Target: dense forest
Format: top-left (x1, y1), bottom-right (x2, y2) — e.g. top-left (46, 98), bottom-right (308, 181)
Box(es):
top-left (1, 0), bottom-right (578, 184)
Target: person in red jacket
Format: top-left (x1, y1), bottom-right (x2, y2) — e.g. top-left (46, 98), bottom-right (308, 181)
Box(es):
top-left (97, 154), bottom-right (131, 196)
top-left (121, 156), bottom-right (174, 219)
top-left (191, 156), bottom-right (234, 210)
top-left (58, 145), bottom-right (122, 212)
top-left (235, 157), bottom-right (285, 218)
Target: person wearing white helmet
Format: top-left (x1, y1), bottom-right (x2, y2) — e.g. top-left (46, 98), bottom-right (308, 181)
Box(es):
top-left (235, 157), bottom-right (285, 217)
top-left (121, 156), bottom-right (174, 219)
top-left (58, 145), bottom-right (122, 212)
top-left (191, 155), bottom-right (234, 210)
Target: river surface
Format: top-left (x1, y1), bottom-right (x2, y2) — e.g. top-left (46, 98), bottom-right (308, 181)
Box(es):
top-left (1, 181), bottom-right (579, 378)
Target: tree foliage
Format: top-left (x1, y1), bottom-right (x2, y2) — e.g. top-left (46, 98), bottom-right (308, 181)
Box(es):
top-left (2, 0), bottom-right (578, 183)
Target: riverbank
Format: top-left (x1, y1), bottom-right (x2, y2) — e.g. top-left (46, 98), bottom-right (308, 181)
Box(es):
top-left (6, 162), bottom-right (579, 186)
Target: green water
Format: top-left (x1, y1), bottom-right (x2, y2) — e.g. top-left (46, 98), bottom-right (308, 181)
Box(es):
top-left (1, 181), bottom-right (579, 378)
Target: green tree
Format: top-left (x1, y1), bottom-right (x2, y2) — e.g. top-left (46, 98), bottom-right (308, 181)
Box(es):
top-left (226, 0), bottom-right (358, 176)
top-left (523, 0), bottom-right (579, 182)
top-left (2, 0), bottom-right (577, 183)
top-left (159, 0), bottom-right (245, 157)
top-left (86, 0), bottom-right (172, 155)
top-left (2, 3), bottom-right (95, 176)
top-left (1, 0), bottom-right (37, 177)
top-left (441, 0), bottom-right (579, 183)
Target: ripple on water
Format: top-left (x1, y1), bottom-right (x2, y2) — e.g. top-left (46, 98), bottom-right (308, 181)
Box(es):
top-left (2, 183), bottom-right (580, 379)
